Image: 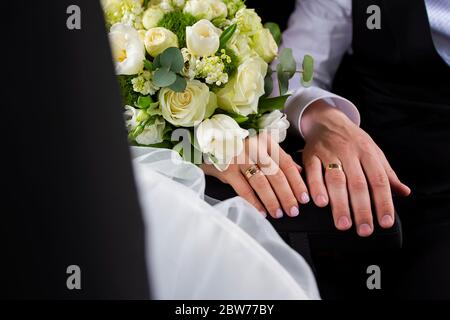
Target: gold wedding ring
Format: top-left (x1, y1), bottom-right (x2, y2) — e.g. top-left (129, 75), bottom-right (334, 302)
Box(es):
top-left (244, 165), bottom-right (261, 180)
top-left (326, 163), bottom-right (343, 171)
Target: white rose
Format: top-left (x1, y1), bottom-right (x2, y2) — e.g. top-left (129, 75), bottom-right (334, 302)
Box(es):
top-left (257, 110), bottom-right (290, 143)
top-left (196, 114), bottom-right (249, 171)
top-left (109, 23), bottom-right (145, 75)
top-left (252, 28), bottom-right (278, 63)
top-left (217, 56), bottom-right (268, 116)
top-left (186, 19), bottom-right (221, 57)
top-left (227, 32), bottom-right (253, 61)
top-left (136, 116), bottom-right (166, 145)
top-left (159, 79), bottom-right (217, 127)
top-left (235, 8), bottom-right (263, 36)
top-left (184, 0), bottom-right (227, 20)
top-left (144, 27), bottom-right (179, 57)
top-left (142, 6), bottom-right (164, 29)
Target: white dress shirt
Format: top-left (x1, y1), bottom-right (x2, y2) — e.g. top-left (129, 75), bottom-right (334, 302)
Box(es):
top-left (283, 0), bottom-right (450, 137)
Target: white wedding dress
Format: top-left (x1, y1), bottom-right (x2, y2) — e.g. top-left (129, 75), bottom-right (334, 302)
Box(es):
top-left (131, 147), bottom-right (320, 300)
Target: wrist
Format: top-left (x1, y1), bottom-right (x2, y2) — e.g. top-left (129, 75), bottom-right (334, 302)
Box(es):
top-left (301, 100), bottom-right (354, 140)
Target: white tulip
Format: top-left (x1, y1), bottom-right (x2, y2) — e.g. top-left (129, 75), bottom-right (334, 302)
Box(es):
top-left (186, 19), bottom-right (221, 57)
top-left (159, 79), bottom-right (217, 127)
top-left (109, 23), bottom-right (145, 75)
top-left (217, 56), bottom-right (268, 116)
top-left (144, 27), bottom-right (179, 57)
top-left (196, 114), bottom-right (249, 171)
top-left (257, 110), bottom-right (290, 143)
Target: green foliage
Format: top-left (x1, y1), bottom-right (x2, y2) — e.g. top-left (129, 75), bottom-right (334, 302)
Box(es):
top-left (301, 54), bottom-right (314, 87)
top-left (144, 59), bottom-right (155, 71)
top-left (219, 24), bottom-right (237, 49)
top-left (157, 10), bottom-right (198, 47)
top-left (264, 68), bottom-right (273, 96)
top-left (153, 47), bottom-right (187, 92)
top-left (277, 48), bottom-right (297, 95)
top-left (137, 95), bottom-right (152, 109)
top-left (221, 48), bottom-right (239, 76)
top-left (264, 22), bottom-right (282, 45)
top-left (258, 95), bottom-right (291, 114)
top-left (160, 47), bottom-right (184, 73)
top-left (117, 75), bottom-right (140, 106)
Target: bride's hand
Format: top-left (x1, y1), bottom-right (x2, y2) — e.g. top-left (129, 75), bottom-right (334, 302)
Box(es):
top-left (202, 132), bottom-right (310, 219)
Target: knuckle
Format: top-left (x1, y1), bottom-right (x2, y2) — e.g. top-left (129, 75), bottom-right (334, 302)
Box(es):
top-left (371, 172), bottom-right (389, 188)
top-left (327, 171), bottom-right (346, 186)
top-left (378, 199), bottom-right (394, 213)
top-left (349, 176), bottom-right (368, 192)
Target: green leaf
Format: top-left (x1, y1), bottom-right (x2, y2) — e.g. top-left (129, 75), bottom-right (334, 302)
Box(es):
top-left (153, 68), bottom-right (177, 87)
top-left (144, 59), bottom-right (155, 71)
top-left (277, 63), bottom-right (290, 95)
top-left (258, 95), bottom-right (291, 114)
top-left (219, 24), bottom-right (237, 49)
top-left (229, 114), bottom-right (249, 124)
top-left (159, 47), bottom-right (184, 73)
top-left (264, 22), bottom-right (282, 45)
top-left (279, 48), bottom-right (296, 79)
top-left (168, 75), bottom-right (187, 92)
top-left (153, 55), bottom-right (161, 68)
top-left (137, 95), bottom-right (152, 109)
top-left (264, 74), bottom-right (274, 97)
top-left (301, 54), bottom-right (314, 87)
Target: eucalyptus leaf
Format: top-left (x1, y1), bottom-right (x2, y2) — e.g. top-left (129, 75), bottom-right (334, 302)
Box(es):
top-left (264, 74), bottom-right (274, 97)
top-left (219, 24), bottom-right (237, 49)
top-left (153, 68), bottom-right (177, 87)
top-left (279, 48), bottom-right (296, 79)
top-left (301, 54), bottom-right (314, 87)
top-left (258, 95), bottom-right (291, 114)
top-left (153, 55), bottom-right (161, 68)
top-left (168, 75), bottom-right (187, 92)
top-left (159, 47), bottom-right (184, 73)
top-left (277, 63), bottom-right (289, 95)
top-left (264, 22), bottom-right (282, 45)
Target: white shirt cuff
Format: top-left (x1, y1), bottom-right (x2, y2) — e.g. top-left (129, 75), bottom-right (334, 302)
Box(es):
top-left (285, 86), bottom-right (361, 138)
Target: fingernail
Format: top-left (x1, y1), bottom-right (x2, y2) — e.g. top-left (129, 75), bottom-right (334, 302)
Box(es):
top-left (315, 194), bottom-right (328, 206)
top-left (290, 206), bottom-right (299, 217)
top-left (337, 216), bottom-right (351, 229)
top-left (381, 215), bottom-right (393, 227)
top-left (358, 223), bottom-right (372, 237)
top-left (300, 192), bottom-right (310, 204)
top-left (275, 208), bottom-right (283, 219)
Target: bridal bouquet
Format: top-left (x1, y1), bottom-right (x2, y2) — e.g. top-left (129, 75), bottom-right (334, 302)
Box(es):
top-left (102, 0), bottom-right (313, 170)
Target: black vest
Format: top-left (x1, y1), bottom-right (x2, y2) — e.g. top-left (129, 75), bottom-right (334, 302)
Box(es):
top-left (334, 0), bottom-right (450, 196)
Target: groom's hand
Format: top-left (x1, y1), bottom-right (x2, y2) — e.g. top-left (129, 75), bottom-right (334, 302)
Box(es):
top-left (301, 100), bottom-right (411, 237)
top-left (202, 132), bottom-right (310, 219)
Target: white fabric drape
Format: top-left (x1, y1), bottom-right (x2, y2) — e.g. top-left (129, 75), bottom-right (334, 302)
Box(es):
top-left (131, 147), bottom-right (320, 300)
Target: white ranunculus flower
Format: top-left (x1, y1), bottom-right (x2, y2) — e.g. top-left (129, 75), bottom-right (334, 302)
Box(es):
top-left (109, 23), bottom-right (145, 75)
top-left (142, 6), bottom-right (164, 29)
top-left (186, 19), bottom-right (221, 57)
top-left (196, 114), bottom-right (249, 171)
top-left (257, 110), bottom-right (290, 143)
top-left (184, 0), bottom-right (227, 20)
top-left (217, 56), bottom-right (268, 116)
top-left (159, 79), bottom-right (217, 127)
top-left (136, 116), bottom-right (166, 145)
top-left (252, 28), bottom-right (278, 63)
top-left (144, 27), bottom-right (179, 57)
